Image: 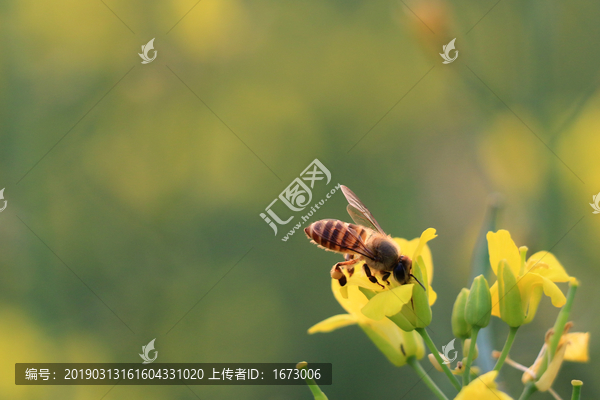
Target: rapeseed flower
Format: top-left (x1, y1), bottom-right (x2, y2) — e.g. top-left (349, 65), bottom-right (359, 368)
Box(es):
top-left (487, 230), bottom-right (572, 324)
top-left (308, 282), bottom-right (424, 366)
top-left (308, 228), bottom-right (438, 365)
top-left (522, 325), bottom-right (590, 391)
top-left (454, 371), bottom-right (513, 400)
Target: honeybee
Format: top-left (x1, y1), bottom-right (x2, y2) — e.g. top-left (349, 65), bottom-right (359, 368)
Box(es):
top-left (304, 185), bottom-right (425, 290)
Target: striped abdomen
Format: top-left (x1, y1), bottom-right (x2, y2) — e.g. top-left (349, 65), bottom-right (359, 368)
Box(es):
top-left (304, 219), bottom-right (370, 254)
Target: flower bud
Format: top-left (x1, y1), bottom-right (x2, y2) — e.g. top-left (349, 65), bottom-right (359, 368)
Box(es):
top-left (497, 260), bottom-right (525, 327)
top-left (428, 353), bottom-right (444, 372)
top-left (452, 288), bottom-right (471, 339)
top-left (465, 275), bottom-right (492, 328)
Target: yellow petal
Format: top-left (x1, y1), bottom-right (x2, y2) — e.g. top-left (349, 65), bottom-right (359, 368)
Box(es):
top-left (456, 371), bottom-right (514, 400)
top-left (418, 240), bottom-right (434, 282)
top-left (394, 237), bottom-right (413, 257)
top-left (308, 314), bottom-right (357, 334)
top-left (414, 228), bottom-right (437, 262)
top-left (489, 281), bottom-right (501, 317)
top-left (518, 273), bottom-right (566, 313)
top-left (474, 370), bottom-right (499, 387)
top-left (394, 234), bottom-right (434, 284)
top-left (525, 252), bottom-right (570, 282)
top-left (361, 284), bottom-right (414, 320)
top-left (332, 281), bottom-right (371, 317)
top-left (428, 285), bottom-right (437, 306)
top-left (487, 230), bottom-right (521, 277)
top-left (339, 284), bottom-right (349, 299)
top-left (536, 339), bottom-right (568, 391)
top-left (563, 332), bottom-right (590, 363)
top-left (540, 275), bottom-right (567, 307)
top-left (523, 286), bottom-right (542, 324)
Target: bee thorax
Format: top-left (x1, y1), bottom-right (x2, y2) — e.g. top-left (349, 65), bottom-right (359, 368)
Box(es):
top-left (367, 235), bottom-right (400, 271)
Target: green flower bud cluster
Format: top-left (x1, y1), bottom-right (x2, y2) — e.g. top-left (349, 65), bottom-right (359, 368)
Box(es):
top-left (451, 274), bottom-right (492, 338)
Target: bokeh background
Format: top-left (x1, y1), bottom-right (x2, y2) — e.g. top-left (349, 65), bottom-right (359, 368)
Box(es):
top-left (1, 0), bottom-right (599, 398)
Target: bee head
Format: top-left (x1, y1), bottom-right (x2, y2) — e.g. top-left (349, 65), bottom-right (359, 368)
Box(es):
top-left (394, 256), bottom-right (426, 290)
top-left (393, 255), bottom-right (412, 284)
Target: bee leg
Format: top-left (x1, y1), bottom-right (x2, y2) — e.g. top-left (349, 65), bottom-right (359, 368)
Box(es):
top-left (381, 272), bottom-right (391, 286)
top-left (334, 259), bottom-right (359, 272)
top-left (334, 259), bottom-right (359, 270)
top-left (344, 255), bottom-right (356, 276)
top-left (330, 265), bottom-right (347, 286)
top-left (331, 260), bottom-right (357, 287)
top-left (363, 264), bottom-right (385, 289)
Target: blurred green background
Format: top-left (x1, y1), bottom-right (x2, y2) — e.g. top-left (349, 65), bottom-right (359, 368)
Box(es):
top-left (1, 0), bottom-right (599, 398)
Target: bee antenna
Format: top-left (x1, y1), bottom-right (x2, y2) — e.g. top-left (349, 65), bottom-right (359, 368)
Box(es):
top-left (410, 274), bottom-right (426, 291)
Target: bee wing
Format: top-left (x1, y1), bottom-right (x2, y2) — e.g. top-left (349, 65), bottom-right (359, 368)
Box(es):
top-left (341, 185), bottom-right (386, 234)
top-left (335, 225), bottom-right (378, 260)
top-left (346, 205), bottom-right (382, 233)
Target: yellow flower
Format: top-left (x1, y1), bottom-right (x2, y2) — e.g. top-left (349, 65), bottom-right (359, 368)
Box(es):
top-left (522, 328), bottom-right (590, 391)
top-left (351, 229), bottom-right (438, 329)
top-left (487, 230), bottom-right (572, 324)
top-left (308, 228), bottom-right (438, 364)
top-left (455, 371), bottom-right (513, 400)
top-left (308, 282), bottom-right (425, 367)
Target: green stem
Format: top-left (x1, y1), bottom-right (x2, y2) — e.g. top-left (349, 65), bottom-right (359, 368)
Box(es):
top-left (463, 326), bottom-right (480, 386)
top-left (571, 380), bottom-right (583, 400)
top-left (297, 362), bottom-right (328, 400)
top-left (493, 326), bottom-right (519, 372)
top-left (534, 281), bottom-right (579, 382)
top-left (416, 328), bottom-right (462, 392)
top-left (407, 356), bottom-right (450, 400)
top-left (305, 380), bottom-right (328, 400)
top-left (518, 382), bottom-right (538, 400)
top-left (548, 282), bottom-right (578, 359)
